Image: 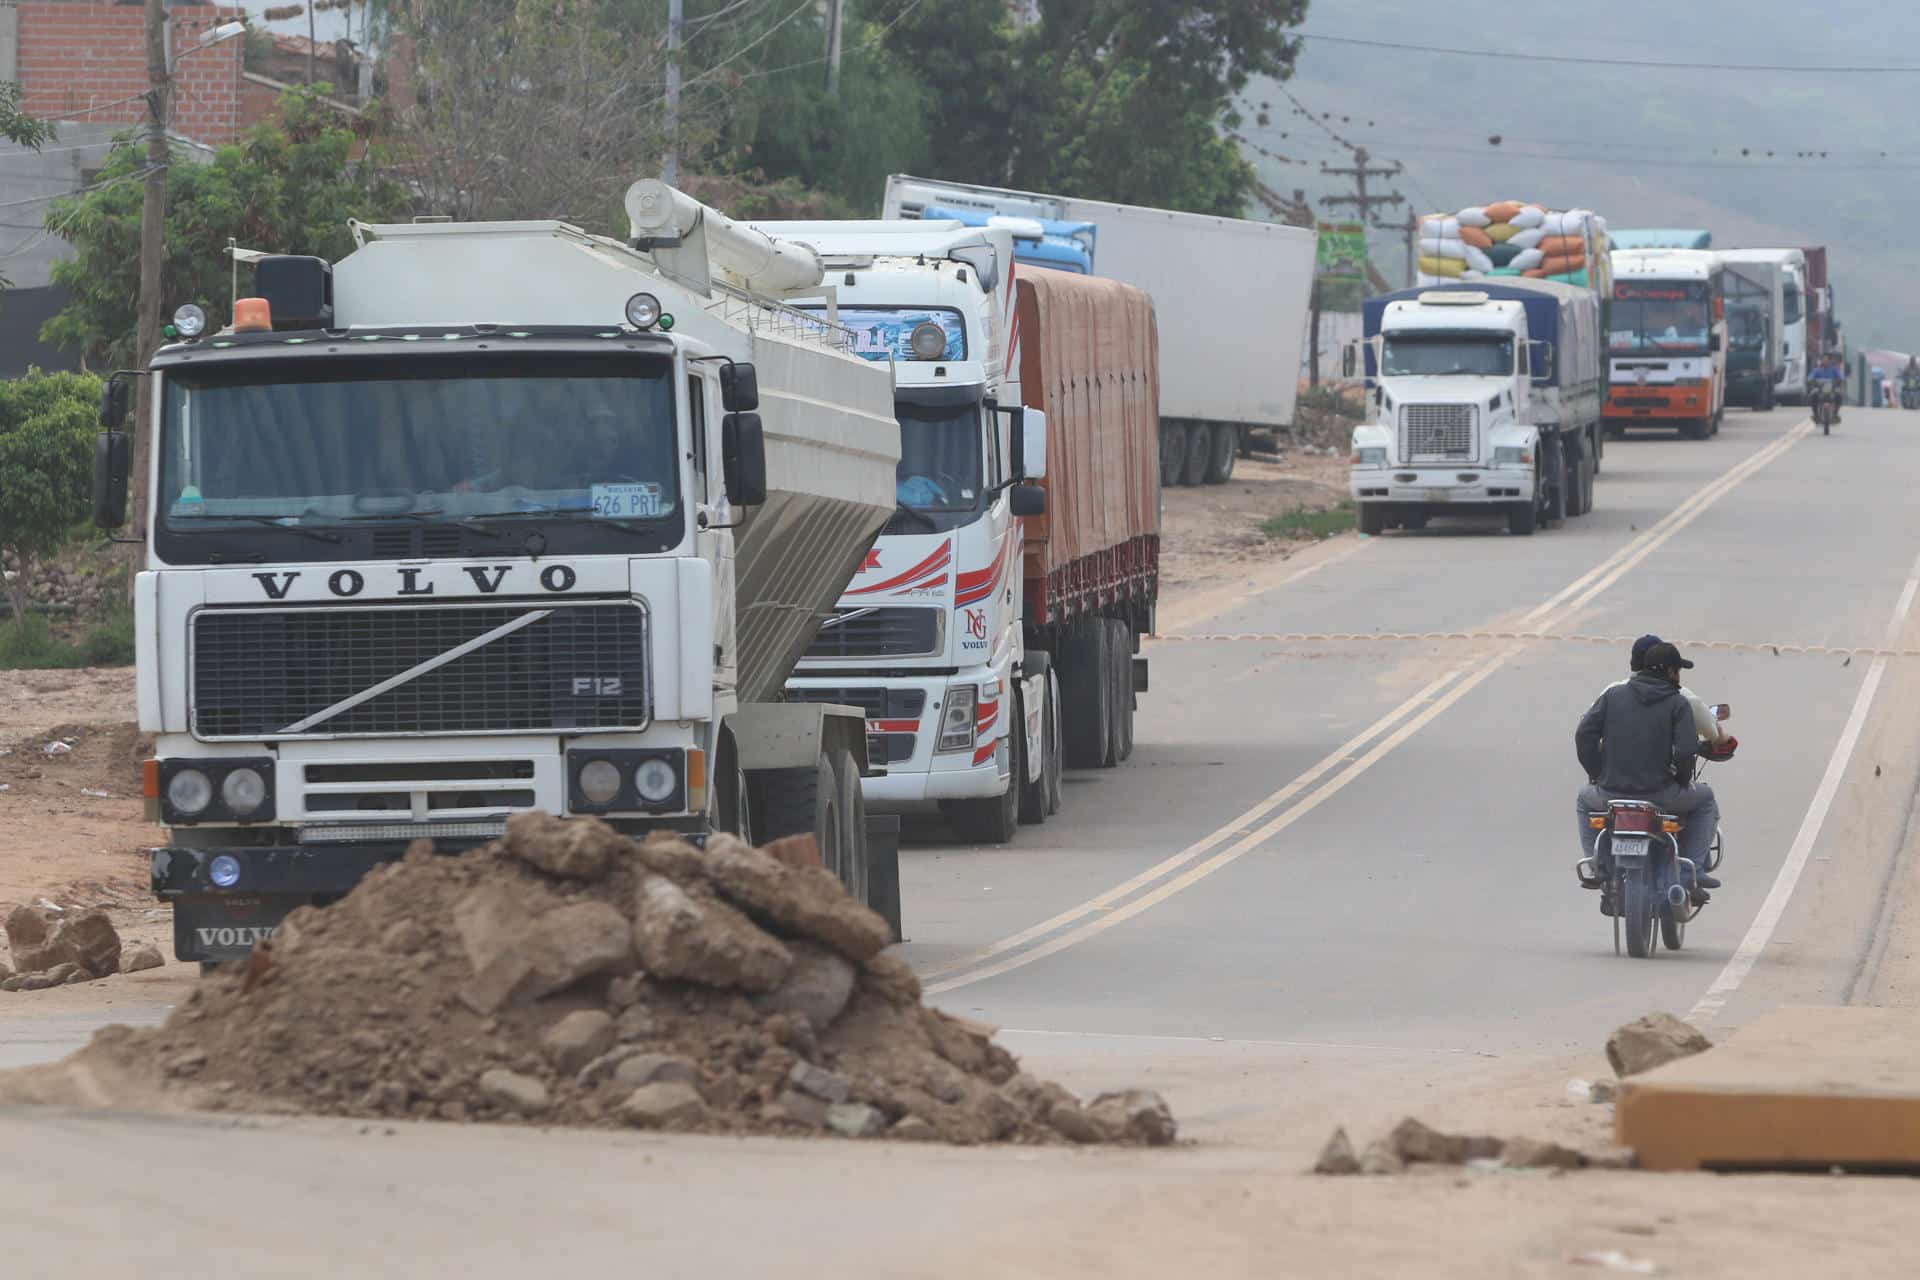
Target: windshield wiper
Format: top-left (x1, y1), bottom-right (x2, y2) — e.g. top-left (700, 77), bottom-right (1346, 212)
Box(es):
top-left (176, 514), bottom-right (343, 544)
top-left (889, 503), bottom-right (939, 532)
top-left (337, 508), bottom-right (504, 539)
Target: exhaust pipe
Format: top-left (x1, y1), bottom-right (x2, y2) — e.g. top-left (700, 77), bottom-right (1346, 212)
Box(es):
top-left (1667, 883), bottom-right (1689, 909)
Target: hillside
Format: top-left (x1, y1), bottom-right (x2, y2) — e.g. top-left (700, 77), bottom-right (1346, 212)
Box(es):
top-left (1249, 0), bottom-right (1920, 348)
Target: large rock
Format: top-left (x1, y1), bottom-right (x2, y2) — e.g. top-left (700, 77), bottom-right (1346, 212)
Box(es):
top-left (1085, 1089), bottom-right (1177, 1146)
top-left (620, 1081), bottom-right (708, 1128)
top-left (478, 1068), bottom-right (550, 1116)
top-left (120, 943), bottom-right (165, 974)
top-left (503, 811), bottom-right (626, 881)
top-left (454, 883), bottom-right (632, 1012)
top-left (699, 834), bottom-right (892, 961)
top-left (861, 949), bottom-right (922, 1006)
top-left (1606, 1012), bottom-right (1712, 1078)
top-left (541, 1009), bottom-right (615, 1075)
top-left (751, 940), bottom-right (856, 1032)
top-left (55, 910), bottom-right (122, 978)
top-left (825, 1102), bottom-right (887, 1138)
top-left (1388, 1117), bottom-right (1472, 1164)
top-left (5, 905), bottom-right (63, 973)
top-left (633, 833), bottom-right (708, 882)
top-left (632, 874), bottom-right (791, 993)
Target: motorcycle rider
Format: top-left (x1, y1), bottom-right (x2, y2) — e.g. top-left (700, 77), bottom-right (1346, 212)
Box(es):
top-left (1605, 634), bottom-right (1728, 748)
top-left (1575, 642), bottom-right (1722, 900)
top-left (1808, 353), bottom-right (1845, 422)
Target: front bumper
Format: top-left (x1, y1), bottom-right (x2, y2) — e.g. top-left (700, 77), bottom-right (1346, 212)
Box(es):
top-left (863, 744), bottom-right (1008, 805)
top-left (1350, 468), bottom-right (1532, 507)
top-left (1605, 387), bottom-right (1711, 420)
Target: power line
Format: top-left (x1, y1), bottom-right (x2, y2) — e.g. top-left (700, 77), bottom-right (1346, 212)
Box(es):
top-left (1296, 30), bottom-right (1920, 74)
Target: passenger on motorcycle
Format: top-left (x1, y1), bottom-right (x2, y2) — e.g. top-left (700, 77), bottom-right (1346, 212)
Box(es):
top-left (1607, 634), bottom-right (1728, 748)
top-left (1575, 642), bottom-right (1723, 899)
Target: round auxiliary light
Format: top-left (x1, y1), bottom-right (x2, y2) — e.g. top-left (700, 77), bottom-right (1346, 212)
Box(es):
top-left (221, 767), bottom-right (268, 816)
top-left (167, 768), bottom-right (213, 816)
top-left (208, 854), bottom-right (242, 889)
top-left (172, 303), bottom-right (208, 339)
top-left (579, 759), bottom-right (623, 806)
top-left (625, 292), bottom-right (663, 330)
top-left (909, 321), bottom-right (947, 361)
top-left (634, 758), bottom-right (677, 804)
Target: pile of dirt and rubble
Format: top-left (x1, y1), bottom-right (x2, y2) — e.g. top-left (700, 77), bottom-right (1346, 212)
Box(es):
top-left (4, 814), bottom-right (1175, 1146)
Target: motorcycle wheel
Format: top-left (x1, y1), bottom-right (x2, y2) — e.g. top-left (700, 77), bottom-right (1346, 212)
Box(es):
top-left (1622, 866), bottom-right (1656, 958)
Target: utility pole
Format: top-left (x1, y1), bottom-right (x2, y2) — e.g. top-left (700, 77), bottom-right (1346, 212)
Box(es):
top-left (1319, 146), bottom-right (1404, 297)
top-left (130, 0), bottom-right (171, 556)
top-left (307, 0), bottom-right (317, 85)
top-left (1383, 207), bottom-right (1419, 289)
top-left (826, 0), bottom-right (844, 96)
top-left (661, 0), bottom-right (683, 184)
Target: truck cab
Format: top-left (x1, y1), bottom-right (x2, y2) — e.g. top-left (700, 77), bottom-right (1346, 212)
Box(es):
top-left (1604, 248), bottom-right (1727, 438)
top-left (762, 221), bottom-right (1051, 843)
top-left (1349, 292), bottom-right (1545, 534)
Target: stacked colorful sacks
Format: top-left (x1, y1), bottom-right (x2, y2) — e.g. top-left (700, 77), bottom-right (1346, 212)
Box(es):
top-left (1416, 202), bottom-right (1610, 291)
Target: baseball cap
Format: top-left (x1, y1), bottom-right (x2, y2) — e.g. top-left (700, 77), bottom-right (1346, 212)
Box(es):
top-left (1630, 634), bottom-right (1663, 669)
top-left (1643, 641), bottom-right (1694, 671)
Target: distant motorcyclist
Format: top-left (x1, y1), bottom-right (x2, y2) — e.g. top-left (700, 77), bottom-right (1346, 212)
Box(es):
top-left (1808, 354), bottom-right (1845, 422)
top-left (1575, 642), bottom-right (1722, 899)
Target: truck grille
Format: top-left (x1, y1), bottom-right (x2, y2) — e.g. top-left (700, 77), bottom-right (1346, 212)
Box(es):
top-left (1400, 404), bottom-right (1476, 462)
top-left (191, 600), bottom-right (648, 739)
top-left (804, 607), bottom-right (942, 659)
top-left (786, 686), bottom-right (926, 763)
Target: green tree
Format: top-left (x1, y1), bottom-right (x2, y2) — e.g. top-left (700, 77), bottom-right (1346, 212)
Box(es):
top-left (1, 81), bottom-right (53, 292)
top-left (0, 370), bottom-right (100, 629)
top-left (40, 86), bottom-right (409, 367)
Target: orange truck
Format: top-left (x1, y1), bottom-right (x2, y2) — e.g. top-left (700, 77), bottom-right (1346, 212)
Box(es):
top-left (1604, 248), bottom-right (1728, 440)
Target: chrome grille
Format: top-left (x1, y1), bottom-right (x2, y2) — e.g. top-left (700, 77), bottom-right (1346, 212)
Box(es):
top-left (192, 599), bottom-right (648, 739)
top-left (804, 607), bottom-right (942, 659)
top-left (1400, 404), bottom-right (1477, 462)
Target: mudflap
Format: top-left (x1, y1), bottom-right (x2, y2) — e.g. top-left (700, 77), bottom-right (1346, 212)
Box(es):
top-left (865, 812), bottom-right (904, 942)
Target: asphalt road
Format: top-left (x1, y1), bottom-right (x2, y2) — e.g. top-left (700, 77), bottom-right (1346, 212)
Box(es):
top-left (8, 405), bottom-right (1920, 1276)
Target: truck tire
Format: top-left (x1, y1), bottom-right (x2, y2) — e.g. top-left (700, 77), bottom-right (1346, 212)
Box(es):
top-left (1564, 446), bottom-right (1589, 518)
top-left (832, 748), bottom-right (870, 905)
top-left (1159, 423), bottom-right (1186, 488)
top-left (1180, 422), bottom-right (1211, 487)
top-left (1044, 666), bottom-right (1064, 815)
top-left (1680, 417), bottom-right (1709, 440)
top-left (1580, 451), bottom-right (1595, 515)
top-left (1759, 382), bottom-right (1775, 412)
top-left (1019, 663), bottom-right (1053, 825)
top-left (1507, 500), bottom-right (1538, 536)
top-left (1059, 620), bottom-right (1111, 769)
top-left (1203, 423), bottom-right (1238, 483)
top-left (1107, 618), bottom-right (1134, 764)
top-left (941, 696), bottom-right (1020, 845)
top-left (756, 757), bottom-right (856, 893)
top-left (1358, 505), bottom-right (1386, 536)
top-left (1592, 426), bottom-right (1604, 472)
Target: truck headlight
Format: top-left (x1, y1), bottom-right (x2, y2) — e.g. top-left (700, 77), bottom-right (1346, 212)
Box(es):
top-left (635, 758), bottom-right (677, 803)
top-left (1351, 447), bottom-right (1388, 467)
top-left (579, 759), bottom-right (622, 805)
top-left (220, 767), bottom-right (268, 816)
top-left (937, 685), bottom-right (977, 753)
top-left (167, 769), bottom-right (214, 816)
top-left (1492, 446), bottom-right (1532, 467)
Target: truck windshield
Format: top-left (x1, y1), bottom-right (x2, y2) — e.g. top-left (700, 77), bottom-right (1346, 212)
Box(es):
top-left (891, 400), bottom-right (984, 532)
top-left (158, 353), bottom-right (680, 541)
top-left (1610, 287), bottom-right (1711, 353)
top-left (1381, 334), bottom-right (1513, 376)
top-left (1782, 283), bottom-right (1804, 325)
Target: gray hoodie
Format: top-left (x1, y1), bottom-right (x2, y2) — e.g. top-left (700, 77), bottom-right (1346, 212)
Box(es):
top-left (1575, 672), bottom-right (1700, 795)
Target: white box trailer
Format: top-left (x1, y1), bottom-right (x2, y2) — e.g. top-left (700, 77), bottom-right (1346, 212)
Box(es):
top-left (883, 174), bottom-right (1316, 487)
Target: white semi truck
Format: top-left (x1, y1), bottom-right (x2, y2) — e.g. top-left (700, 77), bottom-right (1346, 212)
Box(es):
top-left (882, 173), bottom-right (1315, 488)
top-left (93, 183), bottom-right (905, 962)
top-left (1348, 280), bottom-right (1604, 536)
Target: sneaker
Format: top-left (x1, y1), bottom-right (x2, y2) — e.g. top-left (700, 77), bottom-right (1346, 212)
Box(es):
top-left (1696, 872), bottom-right (1721, 890)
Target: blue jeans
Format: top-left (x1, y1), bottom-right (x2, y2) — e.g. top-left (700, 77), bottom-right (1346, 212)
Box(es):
top-left (1577, 781), bottom-right (1719, 869)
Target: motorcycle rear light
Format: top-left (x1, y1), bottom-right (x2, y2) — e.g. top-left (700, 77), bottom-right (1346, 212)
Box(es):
top-left (1588, 816), bottom-right (1606, 830)
top-left (1662, 819), bottom-right (1682, 834)
top-left (1611, 807), bottom-right (1656, 834)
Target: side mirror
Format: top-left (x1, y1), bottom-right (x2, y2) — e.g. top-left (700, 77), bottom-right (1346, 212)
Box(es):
top-left (721, 412), bottom-right (766, 507)
top-left (1015, 407), bottom-right (1047, 480)
top-left (1009, 484), bottom-right (1046, 518)
top-left (100, 376), bottom-right (131, 429)
top-left (93, 431), bottom-right (131, 529)
top-left (1710, 703), bottom-right (1730, 722)
top-left (720, 362), bottom-right (759, 413)
top-left (1341, 344), bottom-right (1356, 378)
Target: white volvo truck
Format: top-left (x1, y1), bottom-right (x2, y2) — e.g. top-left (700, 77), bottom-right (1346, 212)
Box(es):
top-left (93, 182), bottom-right (903, 962)
top-left (1348, 280), bottom-right (1603, 536)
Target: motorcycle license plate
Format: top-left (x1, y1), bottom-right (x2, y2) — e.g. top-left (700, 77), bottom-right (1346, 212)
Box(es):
top-left (1611, 835), bottom-right (1651, 860)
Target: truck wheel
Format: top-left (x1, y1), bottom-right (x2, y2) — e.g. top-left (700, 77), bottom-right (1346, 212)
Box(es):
top-left (1680, 417), bottom-right (1708, 440)
top-left (1159, 423), bottom-right (1186, 488)
top-left (1507, 501), bottom-right (1538, 536)
top-left (832, 749), bottom-right (870, 905)
top-left (1059, 620), bottom-right (1111, 769)
top-left (1358, 505), bottom-right (1386, 536)
top-left (1181, 422), bottom-right (1211, 487)
top-left (1203, 423), bottom-right (1238, 483)
top-left (1580, 452), bottom-right (1595, 515)
top-left (1760, 383), bottom-right (1775, 412)
top-left (941, 700), bottom-right (1020, 845)
top-left (756, 757), bottom-right (855, 893)
top-left (1044, 667), bottom-right (1064, 815)
top-left (1564, 449), bottom-right (1588, 518)
top-left (1592, 427), bottom-right (1604, 472)
top-left (1107, 618), bottom-right (1135, 763)
top-left (1020, 667), bottom-right (1053, 825)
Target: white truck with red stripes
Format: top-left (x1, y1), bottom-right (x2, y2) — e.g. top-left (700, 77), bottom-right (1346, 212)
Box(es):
top-left (765, 218), bottom-right (1160, 844)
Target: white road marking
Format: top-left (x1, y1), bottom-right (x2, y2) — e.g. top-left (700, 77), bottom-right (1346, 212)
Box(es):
top-left (1688, 550), bottom-right (1920, 1026)
top-left (927, 423), bottom-right (1813, 996)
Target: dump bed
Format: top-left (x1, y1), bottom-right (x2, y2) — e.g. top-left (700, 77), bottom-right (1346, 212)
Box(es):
top-left (1011, 269), bottom-right (1160, 623)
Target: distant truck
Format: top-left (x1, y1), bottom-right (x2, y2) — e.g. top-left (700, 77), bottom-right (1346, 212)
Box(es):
top-left (1717, 248), bottom-right (1807, 403)
top-left (1611, 229), bottom-right (1713, 250)
top-left (1349, 279), bottom-right (1603, 536)
top-left (1604, 248), bottom-right (1727, 439)
top-left (1716, 254), bottom-right (1784, 410)
top-left (882, 173), bottom-right (1316, 489)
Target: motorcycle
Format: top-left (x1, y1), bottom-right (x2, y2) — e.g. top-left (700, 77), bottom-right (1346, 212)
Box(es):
top-left (1902, 376), bottom-right (1920, 411)
top-left (1811, 383), bottom-right (1840, 435)
top-left (1576, 704), bottom-right (1736, 959)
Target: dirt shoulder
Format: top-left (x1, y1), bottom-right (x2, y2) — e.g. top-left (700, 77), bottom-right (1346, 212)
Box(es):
top-left (1158, 450), bottom-right (1350, 604)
